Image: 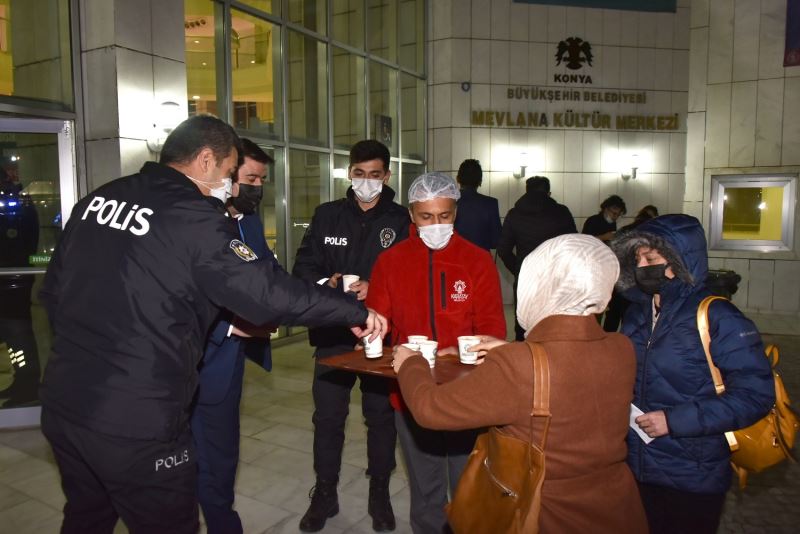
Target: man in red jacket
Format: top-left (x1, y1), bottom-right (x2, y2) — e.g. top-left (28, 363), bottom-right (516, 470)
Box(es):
top-left (367, 172), bottom-right (506, 534)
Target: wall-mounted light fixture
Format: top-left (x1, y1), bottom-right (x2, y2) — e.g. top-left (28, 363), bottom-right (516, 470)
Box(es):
top-left (147, 101), bottom-right (184, 153)
top-left (513, 152), bottom-right (529, 179)
top-left (621, 153), bottom-right (639, 180)
top-left (332, 167), bottom-right (347, 179)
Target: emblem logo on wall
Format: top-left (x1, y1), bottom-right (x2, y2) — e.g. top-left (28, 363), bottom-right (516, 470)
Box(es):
top-left (555, 37), bottom-right (593, 70)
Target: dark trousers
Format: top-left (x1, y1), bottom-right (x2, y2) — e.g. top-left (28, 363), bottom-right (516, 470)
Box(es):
top-left (395, 410), bottom-right (477, 534)
top-left (312, 357), bottom-right (396, 481)
top-left (41, 408), bottom-right (199, 534)
top-left (637, 482), bottom-right (726, 534)
top-left (191, 353), bottom-right (246, 534)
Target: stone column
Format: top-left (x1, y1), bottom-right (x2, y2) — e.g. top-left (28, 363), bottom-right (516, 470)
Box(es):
top-left (79, 0), bottom-right (186, 191)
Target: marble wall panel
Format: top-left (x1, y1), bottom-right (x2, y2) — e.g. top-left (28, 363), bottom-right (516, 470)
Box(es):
top-left (707, 0), bottom-right (734, 84)
top-left (781, 77), bottom-right (800, 165)
top-left (772, 261), bottom-right (800, 313)
top-left (471, 0), bottom-right (491, 39)
top-left (704, 83), bottom-right (732, 168)
top-left (729, 81), bottom-right (758, 167)
top-left (748, 259), bottom-right (775, 311)
top-left (732, 0), bottom-right (760, 82)
top-left (755, 78), bottom-right (784, 166)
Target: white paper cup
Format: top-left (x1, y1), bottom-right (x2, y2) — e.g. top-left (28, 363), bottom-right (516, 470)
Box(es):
top-left (458, 336), bottom-right (481, 364)
top-left (407, 335), bottom-right (428, 344)
top-left (401, 343), bottom-right (420, 352)
top-left (342, 274), bottom-right (360, 293)
top-left (418, 340), bottom-right (438, 368)
top-left (363, 335), bottom-right (383, 358)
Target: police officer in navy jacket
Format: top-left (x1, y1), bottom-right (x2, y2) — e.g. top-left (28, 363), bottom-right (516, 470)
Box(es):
top-left (192, 139), bottom-right (279, 534)
top-left (39, 116), bottom-right (388, 534)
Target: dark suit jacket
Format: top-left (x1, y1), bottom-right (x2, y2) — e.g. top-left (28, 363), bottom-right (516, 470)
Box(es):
top-left (454, 188), bottom-right (502, 250)
top-left (197, 213), bottom-right (280, 405)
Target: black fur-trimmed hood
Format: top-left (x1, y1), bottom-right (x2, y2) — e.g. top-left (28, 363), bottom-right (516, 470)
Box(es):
top-left (611, 214), bottom-right (708, 292)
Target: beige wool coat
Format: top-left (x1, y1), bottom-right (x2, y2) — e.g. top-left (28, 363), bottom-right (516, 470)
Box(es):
top-left (397, 314), bottom-right (648, 534)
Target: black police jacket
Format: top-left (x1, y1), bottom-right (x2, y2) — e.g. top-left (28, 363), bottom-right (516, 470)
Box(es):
top-left (39, 162), bottom-right (367, 441)
top-left (292, 186), bottom-right (409, 353)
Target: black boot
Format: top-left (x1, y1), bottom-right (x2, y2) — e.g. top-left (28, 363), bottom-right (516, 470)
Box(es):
top-left (368, 476), bottom-right (395, 532)
top-left (299, 479), bottom-right (339, 532)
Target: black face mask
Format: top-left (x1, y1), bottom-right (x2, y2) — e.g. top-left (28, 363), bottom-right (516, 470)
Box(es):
top-left (635, 264), bottom-right (669, 295)
top-left (230, 183), bottom-right (263, 215)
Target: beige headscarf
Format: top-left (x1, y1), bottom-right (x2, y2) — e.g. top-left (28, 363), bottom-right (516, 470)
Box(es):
top-left (516, 234), bottom-right (620, 336)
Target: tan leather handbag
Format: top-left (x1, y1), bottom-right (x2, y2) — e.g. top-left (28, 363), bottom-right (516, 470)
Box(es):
top-left (445, 342), bottom-right (550, 534)
top-left (697, 296), bottom-right (799, 489)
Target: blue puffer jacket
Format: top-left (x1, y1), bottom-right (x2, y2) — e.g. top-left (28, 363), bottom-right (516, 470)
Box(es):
top-left (614, 214), bottom-right (774, 494)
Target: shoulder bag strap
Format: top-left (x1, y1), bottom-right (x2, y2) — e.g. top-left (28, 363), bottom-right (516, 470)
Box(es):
top-left (526, 341), bottom-right (552, 451)
top-left (696, 295), bottom-right (739, 451)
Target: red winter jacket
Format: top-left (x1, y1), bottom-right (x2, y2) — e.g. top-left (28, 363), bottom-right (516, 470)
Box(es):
top-left (367, 224), bottom-right (507, 409)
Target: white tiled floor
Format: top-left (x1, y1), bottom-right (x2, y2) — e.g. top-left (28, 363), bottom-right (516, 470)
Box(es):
top-left (0, 339), bottom-right (414, 534)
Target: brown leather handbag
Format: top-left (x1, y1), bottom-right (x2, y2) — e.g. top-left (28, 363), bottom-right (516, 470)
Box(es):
top-left (445, 342), bottom-right (551, 534)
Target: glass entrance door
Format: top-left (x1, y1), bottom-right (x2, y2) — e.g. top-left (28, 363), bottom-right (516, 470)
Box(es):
top-left (0, 118), bottom-right (76, 428)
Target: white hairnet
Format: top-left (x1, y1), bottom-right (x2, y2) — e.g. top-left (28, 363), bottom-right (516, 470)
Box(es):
top-left (408, 172), bottom-right (460, 203)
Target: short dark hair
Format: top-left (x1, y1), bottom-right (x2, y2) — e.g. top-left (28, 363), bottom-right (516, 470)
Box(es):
top-left (160, 114), bottom-right (243, 167)
top-left (525, 176), bottom-right (550, 194)
top-left (457, 159), bottom-right (482, 187)
top-left (600, 194), bottom-right (627, 215)
top-left (240, 138), bottom-right (274, 166)
top-left (635, 204), bottom-right (658, 221)
top-left (349, 139), bottom-right (390, 171)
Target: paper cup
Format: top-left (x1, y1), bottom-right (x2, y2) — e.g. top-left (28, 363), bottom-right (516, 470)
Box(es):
top-left (407, 335), bottom-right (428, 344)
top-left (401, 343), bottom-right (420, 352)
top-left (363, 335), bottom-right (383, 358)
top-left (342, 274), bottom-right (360, 293)
top-left (458, 336), bottom-right (481, 364)
top-left (418, 340), bottom-right (438, 368)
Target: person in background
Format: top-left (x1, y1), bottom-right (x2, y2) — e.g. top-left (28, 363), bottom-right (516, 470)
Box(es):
top-left (618, 204), bottom-right (659, 234)
top-left (192, 138), bottom-right (279, 534)
top-left (612, 214), bottom-right (774, 534)
top-left (453, 159), bottom-right (501, 251)
top-left (367, 172), bottom-right (506, 534)
top-left (39, 115), bottom-right (386, 534)
top-left (582, 194), bottom-right (626, 243)
top-left (0, 159), bottom-right (41, 407)
top-left (392, 233), bottom-right (647, 534)
top-left (497, 176), bottom-right (576, 340)
top-left (292, 139), bottom-right (409, 533)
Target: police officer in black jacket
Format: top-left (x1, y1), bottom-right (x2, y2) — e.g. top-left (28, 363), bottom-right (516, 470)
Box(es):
top-left (293, 140), bottom-right (409, 532)
top-left (38, 115), bottom-right (387, 534)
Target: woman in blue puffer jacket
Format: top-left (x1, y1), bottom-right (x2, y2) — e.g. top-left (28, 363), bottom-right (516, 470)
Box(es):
top-left (612, 214), bottom-right (774, 534)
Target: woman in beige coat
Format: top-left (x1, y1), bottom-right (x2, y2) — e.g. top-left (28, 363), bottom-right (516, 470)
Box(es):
top-left (392, 233), bottom-right (648, 534)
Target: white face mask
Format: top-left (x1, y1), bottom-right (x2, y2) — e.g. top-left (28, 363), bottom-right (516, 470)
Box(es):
top-left (604, 214), bottom-right (614, 224)
top-left (351, 178), bottom-right (383, 203)
top-left (188, 175), bottom-right (232, 203)
top-left (418, 223), bottom-right (454, 250)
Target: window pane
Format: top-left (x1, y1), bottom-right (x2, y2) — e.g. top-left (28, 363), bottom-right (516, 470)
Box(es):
top-left (238, 0), bottom-right (280, 15)
top-left (256, 146), bottom-right (283, 259)
top-left (0, 0), bottom-right (73, 110)
top-left (332, 0), bottom-right (364, 49)
top-left (0, 134), bottom-right (63, 267)
top-left (398, 0), bottom-right (424, 72)
top-left (288, 149), bottom-right (330, 272)
top-left (401, 74), bottom-right (424, 160)
top-left (333, 153), bottom-right (350, 200)
top-left (369, 61), bottom-right (397, 155)
top-left (332, 47), bottom-right (365, 149)
top-left (367, 0), bottom-right (397, 63)
top-left (232, 10), bottom-right (282, 137)
top-left (722, 187), bottom-right (784, 241)
top-left (287, 31), bottom-right (328, 145)
top-left (400, 162), bottom-right (424, 206)
top-left (288, 0), bottom-right (327, 35)
top-left (185, 0), bottom-right (217, 115)
top-left (0, 273), bottom-right (50, 408)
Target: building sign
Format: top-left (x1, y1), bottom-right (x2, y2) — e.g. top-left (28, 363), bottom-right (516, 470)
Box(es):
top-left (512, 0), bottom-right (676, 13)
top-left (553, 37), bottom-right (594, 84)
top-left (470, 110), bottom-right (680, 131)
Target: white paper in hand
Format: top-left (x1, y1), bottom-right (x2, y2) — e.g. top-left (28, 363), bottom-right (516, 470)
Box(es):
top-left (630, 404), bottom-right (654, 444)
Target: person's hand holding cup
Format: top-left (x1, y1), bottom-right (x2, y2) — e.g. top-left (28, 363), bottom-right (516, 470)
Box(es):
top-left (418, 340), bottom-right (438, 368)
top-left (392, 343), bottom-right (421, 373)
top-left (457, 335), bottom-right (482, 365)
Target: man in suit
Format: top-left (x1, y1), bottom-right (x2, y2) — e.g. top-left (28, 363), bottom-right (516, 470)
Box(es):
top-left (453, 159), bottom-right (502, 251)
top-left (192, 139), bottom-right (279, 534)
